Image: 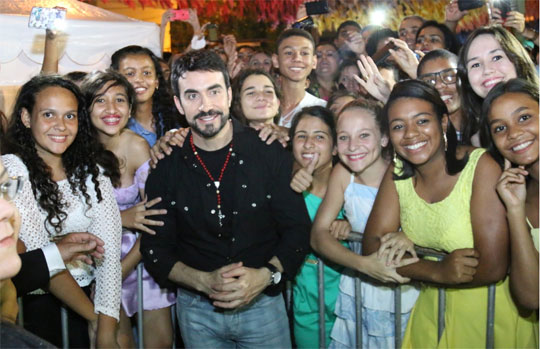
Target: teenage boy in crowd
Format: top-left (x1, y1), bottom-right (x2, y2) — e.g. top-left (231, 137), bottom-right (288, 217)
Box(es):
top-left (272, 29), bottom-right (326, 128)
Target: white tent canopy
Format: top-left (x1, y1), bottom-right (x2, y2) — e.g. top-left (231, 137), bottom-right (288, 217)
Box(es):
top-left (0, 0), bottom-right (160, 112)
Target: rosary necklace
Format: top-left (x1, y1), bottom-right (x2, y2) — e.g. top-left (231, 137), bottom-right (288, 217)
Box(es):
top-left (189, 134), bottom-right (233, 227)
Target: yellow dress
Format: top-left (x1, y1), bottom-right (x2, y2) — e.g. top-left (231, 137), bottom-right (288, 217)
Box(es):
top-left (395, 149), bottom-right (538, 348)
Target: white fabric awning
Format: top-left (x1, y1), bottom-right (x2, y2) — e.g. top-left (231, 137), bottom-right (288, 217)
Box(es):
top-left (0, 0), bottom-right (160, 86)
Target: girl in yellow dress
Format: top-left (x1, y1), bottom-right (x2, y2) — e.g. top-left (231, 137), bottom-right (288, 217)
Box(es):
top-left (363, 79), bottom-right (537, 348)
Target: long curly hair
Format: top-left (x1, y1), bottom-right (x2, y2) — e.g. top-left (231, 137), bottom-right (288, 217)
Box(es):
top-left (110, 45), bottom-right (184, 135)
top-left (2, 75), bottom-right (106, 235)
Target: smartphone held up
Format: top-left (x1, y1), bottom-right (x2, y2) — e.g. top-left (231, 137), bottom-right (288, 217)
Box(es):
top-left (171, 9), bottom-right (190, 21)
top-left (28, 7), bottom-right (67, 31)
top-left (207, 24), bottom-right (219, 42)
top-left (305, 1), bottom-right (329, 16)
top-left (372, 41), bottom-right (397, 65)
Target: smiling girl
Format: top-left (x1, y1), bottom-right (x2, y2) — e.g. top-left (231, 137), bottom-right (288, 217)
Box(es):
top-left (458, 26), bottom-right (538, 147)
top-left (289, 106), bottom-right (347, 348)
top-left (82, 71), bottom-right (175, 348)
top-left (481, 78), bottom-right (539, 311)
top-left (2, 75), bottom-right (122, 348)
top-left (310, 99), bottom-right (419, 348)
top-left (363, 79), bottom-right (537, 348)
top-left (232, 69), bottom-right (281, 127)
top-left (111, 46), bottom-right (181, 147)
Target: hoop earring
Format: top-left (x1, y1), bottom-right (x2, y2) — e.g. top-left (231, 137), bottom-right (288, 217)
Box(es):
top-left (393, 151), bottom-right (398, 164)
top-left (443, 132), bottom-right (448, 152)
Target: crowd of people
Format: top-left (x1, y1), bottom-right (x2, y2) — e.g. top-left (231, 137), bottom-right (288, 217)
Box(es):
top-left (0, 0), bottom-right (538, 348)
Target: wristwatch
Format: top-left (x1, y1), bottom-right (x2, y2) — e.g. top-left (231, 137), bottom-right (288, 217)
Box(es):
top-left (264, 263), bottom-right (282, 285)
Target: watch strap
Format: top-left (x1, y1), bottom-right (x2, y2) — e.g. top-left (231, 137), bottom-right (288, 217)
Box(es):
top-left (264, 263), bottom-right (279, 285)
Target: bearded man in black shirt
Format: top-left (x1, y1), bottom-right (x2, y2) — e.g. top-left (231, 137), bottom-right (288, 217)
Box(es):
top-left (141, 49), bottom-right (311, 348)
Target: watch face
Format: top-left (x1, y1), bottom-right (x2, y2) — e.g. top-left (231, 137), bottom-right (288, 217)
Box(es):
top-left (273, 271), bottom-right (282, 284)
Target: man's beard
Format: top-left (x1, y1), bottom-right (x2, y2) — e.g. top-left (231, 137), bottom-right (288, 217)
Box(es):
top-left (189, 109), bottom-right (229, 138)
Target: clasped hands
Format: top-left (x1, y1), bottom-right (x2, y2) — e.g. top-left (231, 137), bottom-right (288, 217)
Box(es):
top-left (200, 262), bottom-right (271, 309)
top-left (377, 231), bottom-right (480, 285)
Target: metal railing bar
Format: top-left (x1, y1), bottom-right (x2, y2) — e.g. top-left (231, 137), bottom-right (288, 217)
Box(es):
top-left (486, 284), bottom-right (496, 349)
top-left (17, 297), bottom-right (23, 326)
top-left (354, 277), bottom-right (362, 349)
top-left (137, 262), bottom-right (144, 349)
top-left (171, 303), bottom-right (177, 349)
top-left (317, 258), bottom-right (326, 349)
top-left (394, 286), bottom-right (402, 348)
top-left (15, 230), bottom-right (497, 349)
top-left (437, 288), bottom-right (446, 342)
top-left (60, 305), bottom-right (69, 349)
top-left (346, 231), bottom-right (496, 348)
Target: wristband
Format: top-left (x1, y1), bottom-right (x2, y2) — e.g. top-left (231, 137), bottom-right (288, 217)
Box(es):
top-left (191, 35), bottom-right (206, 50)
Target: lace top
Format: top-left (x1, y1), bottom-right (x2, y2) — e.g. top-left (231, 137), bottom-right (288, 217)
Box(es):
top-left (394, 148), bottom-right (485, 252)
top-left (114, 160), bottom-right (149, 211)
top-left (2, 154), bottom-right (122, 320)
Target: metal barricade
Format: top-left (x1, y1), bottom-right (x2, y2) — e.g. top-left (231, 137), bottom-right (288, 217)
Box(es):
top-left (308, 232), bottom-right (496, 349)
top-left (15, 299), bottom-right (71, 348)
top-left (15, 260), bottom-right (149, 349)
top-left (60, 306), bottom-right (69, 349)
top-left (137, 262), bottom-right (144, 349)
top-left (16, 297), bottom-right (23, 326)
top-left (16, 237), bottom-right (496, 349)
top-left (317, 258), bottom-right (326, 347)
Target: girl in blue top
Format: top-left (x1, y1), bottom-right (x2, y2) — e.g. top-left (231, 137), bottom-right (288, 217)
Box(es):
top-left (111, 46), bottom-right (182, 146)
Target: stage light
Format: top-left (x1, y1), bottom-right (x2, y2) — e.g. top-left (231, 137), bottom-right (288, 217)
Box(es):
top-left (369, 8), bottom-right (387, 26)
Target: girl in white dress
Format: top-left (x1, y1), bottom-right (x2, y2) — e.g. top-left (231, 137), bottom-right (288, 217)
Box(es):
top-left (311, 99), bottom-right (419, 348)
top-left (2, 75), bottom-right (122, 348)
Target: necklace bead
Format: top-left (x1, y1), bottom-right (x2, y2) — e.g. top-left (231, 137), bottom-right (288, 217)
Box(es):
top-left (190, 134), bottom-right (233, 227)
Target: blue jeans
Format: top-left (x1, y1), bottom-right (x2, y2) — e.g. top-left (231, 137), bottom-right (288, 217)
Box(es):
top-left (176, 288), bottom-right (291, 348)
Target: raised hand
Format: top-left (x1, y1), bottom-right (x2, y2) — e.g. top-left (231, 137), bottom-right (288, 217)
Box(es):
top-left (496, 159), bottom-right (528, 211)
top-left (290, 152), bottom-right (319, 193)
top-left (161, 9), bottom-right (174, 26)
top-left (388, 38), bottom-right (419, 79)
top-left (185, 8), bottom-right (202, 35)
top-left (489, 6), bottom-right (505, 26)
top-left (295, 1), bottom-right (308, 21)
top-left (504, 11), bottom-right (526, 33)
top-left (223, 34), bottom-right (237, 61)
top-left (345, 30), bottom-right (366, 56)
top-left (445, 0), bottom-right (468, 23)
top-left (354, 55), bottom-right (392, 103)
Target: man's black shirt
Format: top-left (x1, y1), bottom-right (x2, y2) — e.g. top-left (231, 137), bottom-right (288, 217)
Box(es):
top-left (141, 119), bottom-right (311, 295)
